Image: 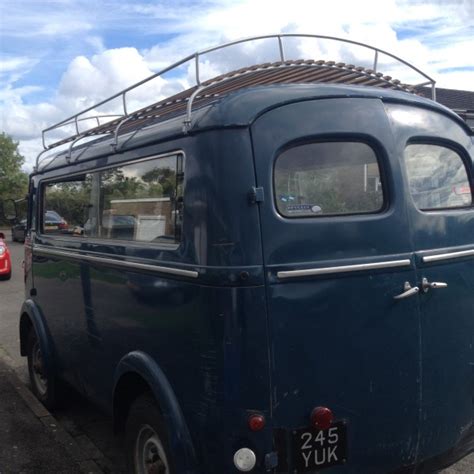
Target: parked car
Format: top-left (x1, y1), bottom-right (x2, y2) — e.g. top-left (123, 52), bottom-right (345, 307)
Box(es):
top-left (11, 218), bottom-right (26, 242)
top-left (43, 210), bottom-right (68, 233)
top-left (0, 233), bottom-right (12, 280)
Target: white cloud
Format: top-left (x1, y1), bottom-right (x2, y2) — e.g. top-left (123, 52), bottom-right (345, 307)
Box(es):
top-left (84, 35), bottom-right (106, 54)
top-left (0, 47), bottom-right (180, 168)
top-left (37, 20), bottom-right (92, 37)
top-left (0, 57), bottom-right (36, 73)
top-left (56, 47), bottom-right (171, 115)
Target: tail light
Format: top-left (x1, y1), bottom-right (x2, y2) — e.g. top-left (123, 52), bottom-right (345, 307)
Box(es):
top-left (248, 413), bottom-right (265, 432)
top-left (310, 406), bottom-right (334, 431)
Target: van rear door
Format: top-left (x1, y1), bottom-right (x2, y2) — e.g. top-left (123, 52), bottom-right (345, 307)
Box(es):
top-left (387, 103), bottom-right (474, 464)
top-left (251, 97), bottom-right (420, 472)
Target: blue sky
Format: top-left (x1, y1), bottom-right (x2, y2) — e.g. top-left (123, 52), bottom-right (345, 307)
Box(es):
top-left (1, 0), bottom-right (473, 169)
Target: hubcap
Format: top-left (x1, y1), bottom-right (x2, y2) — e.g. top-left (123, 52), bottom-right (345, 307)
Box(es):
top-left (135, 424), bottom-right (169, 474)
top-left (32, 341), bottom-right (48, 396)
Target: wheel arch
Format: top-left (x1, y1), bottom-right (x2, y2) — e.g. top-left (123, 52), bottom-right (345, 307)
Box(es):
top-left (113, 351), bottom-right (198, 473)
top-left (19, 299), bottom-right (54, 374)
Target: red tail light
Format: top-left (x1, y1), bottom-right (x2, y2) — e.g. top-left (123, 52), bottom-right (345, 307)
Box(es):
top-left (310, 406), bottom-right (334, 430)
top-left (248, 414), bottom-right (265, 432)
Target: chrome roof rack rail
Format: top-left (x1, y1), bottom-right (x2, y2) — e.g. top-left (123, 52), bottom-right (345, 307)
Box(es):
top-left (37, 34), bottom-right (436, 169)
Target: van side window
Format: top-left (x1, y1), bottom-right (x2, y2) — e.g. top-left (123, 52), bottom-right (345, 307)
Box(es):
top-left (41, 153), bottom-right (184, 243)
top-left (404, 144), bottom-right (472, 210)
top-left (42, 175), bottom-right (94, 236)
top-left (99, 154), bottom-right (184, 244)
top-left (274, 142), bottom-right (384, 217)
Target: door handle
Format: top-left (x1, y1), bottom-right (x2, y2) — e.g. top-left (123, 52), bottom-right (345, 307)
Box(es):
top-left (422, 278), bottom-right (448, 293)
top-left (394, 281), bottom-right (420, 300)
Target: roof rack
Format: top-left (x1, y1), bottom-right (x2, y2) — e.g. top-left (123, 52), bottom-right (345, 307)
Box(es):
top-left (37, 34), bottom-right (436, 170)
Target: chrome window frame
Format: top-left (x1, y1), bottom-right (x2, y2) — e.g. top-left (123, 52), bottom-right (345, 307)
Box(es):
top-left (37, 150), bottom-right (185, 250)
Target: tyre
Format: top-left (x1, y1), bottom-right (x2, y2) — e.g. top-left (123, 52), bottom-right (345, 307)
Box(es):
top-left (11, 231), bottom-right (16, 242)
top-left (26, 330), bottom-right (56, 410)
top-left (125, 394), bottom-right (174, 474)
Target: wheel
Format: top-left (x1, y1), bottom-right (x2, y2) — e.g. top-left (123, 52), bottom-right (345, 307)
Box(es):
top-left (11, 231), bottom-right (16, 242)
top-left (0, 271), bottom-right (11, 280)
top-left (26, 330), bottom-right (56, 409)
top-left (125, 394), bottom-right (174, 474)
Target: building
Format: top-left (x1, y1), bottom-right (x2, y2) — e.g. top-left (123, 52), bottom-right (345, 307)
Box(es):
top-left (418, 87), bottom-right (474, 129)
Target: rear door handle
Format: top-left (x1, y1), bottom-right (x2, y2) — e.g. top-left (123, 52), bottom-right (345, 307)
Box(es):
top-left (394, 282), bottom-right (420, 300)
top-left (422, 278), bottom-right (448, 293)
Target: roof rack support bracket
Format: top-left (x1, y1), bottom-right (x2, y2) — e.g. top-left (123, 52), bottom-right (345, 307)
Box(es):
top-left (277, 36), bottom-right (285, 61)
top-left (195, 53), bottom-right (201, 86)
top-left (373, 50), bottom-right (378, 72)
top-left (67, 135), bottom-right (88, 162)
top-left (111, 116), bottom-right (135, 152)
top-left (122, 92), bottom-right (128, 116)
top-left (183, 85), bottom-right (206, 134)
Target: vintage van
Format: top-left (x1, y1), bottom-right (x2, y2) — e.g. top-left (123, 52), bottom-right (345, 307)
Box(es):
top-left (9, 35), bottom-right (474, 473)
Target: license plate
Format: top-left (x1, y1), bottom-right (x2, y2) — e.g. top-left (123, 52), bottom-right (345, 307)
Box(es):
top-left (292, 421), bottom-right (347, 471)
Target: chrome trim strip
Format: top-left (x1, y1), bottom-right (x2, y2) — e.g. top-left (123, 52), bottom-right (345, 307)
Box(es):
top-left (422, 249), bottom-right (474, 263)
top-left (277, 259), bottom-right (411, 279)
top-left (33, 245), bottom-right (199, 279)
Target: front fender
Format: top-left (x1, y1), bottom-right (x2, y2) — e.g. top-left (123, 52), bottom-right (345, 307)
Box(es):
top-left (114, 351), bottom-right (198, 474)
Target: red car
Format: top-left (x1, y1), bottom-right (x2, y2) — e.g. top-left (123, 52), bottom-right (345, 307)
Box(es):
top-left (0, 232), bottom-right (12, 280)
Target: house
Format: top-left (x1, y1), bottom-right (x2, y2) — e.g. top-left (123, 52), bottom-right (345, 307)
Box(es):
top-left (418, 86), bottom-right (474, 129)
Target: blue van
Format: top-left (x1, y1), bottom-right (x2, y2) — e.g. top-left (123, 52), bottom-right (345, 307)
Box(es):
top-left (10, 35), bottom-right (474, 473)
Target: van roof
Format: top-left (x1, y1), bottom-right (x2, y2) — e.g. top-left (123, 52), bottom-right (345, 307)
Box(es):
top-left (35, 81), bottom-right (468, 175)
top-left (198, 82), bottom-right (459, 126)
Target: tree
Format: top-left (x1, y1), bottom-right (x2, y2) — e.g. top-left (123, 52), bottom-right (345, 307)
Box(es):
top-left (0, 132), bottom-right (28, 200)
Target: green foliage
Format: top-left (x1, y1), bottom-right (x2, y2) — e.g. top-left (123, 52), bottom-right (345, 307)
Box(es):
top-left (101, 167), bottom-right (174, 206)
top-left (0, 132), bottom-right (28, 224)
top-left (0, 132), bottom-right (28, 197)
top-left (45, 178), bottom-right (93, 227)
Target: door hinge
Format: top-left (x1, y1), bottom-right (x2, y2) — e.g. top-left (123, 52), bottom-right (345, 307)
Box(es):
top-left (249, 186), bottom-right (264, 204)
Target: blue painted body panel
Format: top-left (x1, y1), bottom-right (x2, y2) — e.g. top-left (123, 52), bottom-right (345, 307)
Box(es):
top-left (23, 84), bottom-right (474, 473)
top-left (251, 98), bottom-right (421, 472)
top-left (386, 103), bottom-right (474, 463)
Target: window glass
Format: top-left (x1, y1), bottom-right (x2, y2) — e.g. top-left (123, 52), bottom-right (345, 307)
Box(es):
top-left (274, 142), bottom-right (384, 217)
top-left (43, 175), bottom-right (94, 236)
top-left (41, 153), bottom-right (184, 243)
top-left (99, 154), bottom-right (184, 244)
top-left (404, 144), bottom-right (471, 210)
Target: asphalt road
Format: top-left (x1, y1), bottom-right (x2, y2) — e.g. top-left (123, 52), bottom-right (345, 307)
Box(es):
top-left (0, 237), bottom-right (472, 473)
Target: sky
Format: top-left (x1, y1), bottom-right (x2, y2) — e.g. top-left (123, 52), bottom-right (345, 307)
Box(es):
top-left (1, 0), bottom-right (473, 170)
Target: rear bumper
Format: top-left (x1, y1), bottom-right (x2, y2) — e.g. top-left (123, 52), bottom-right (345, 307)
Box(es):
top-left (0, 257), bottom-right (11, 274)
